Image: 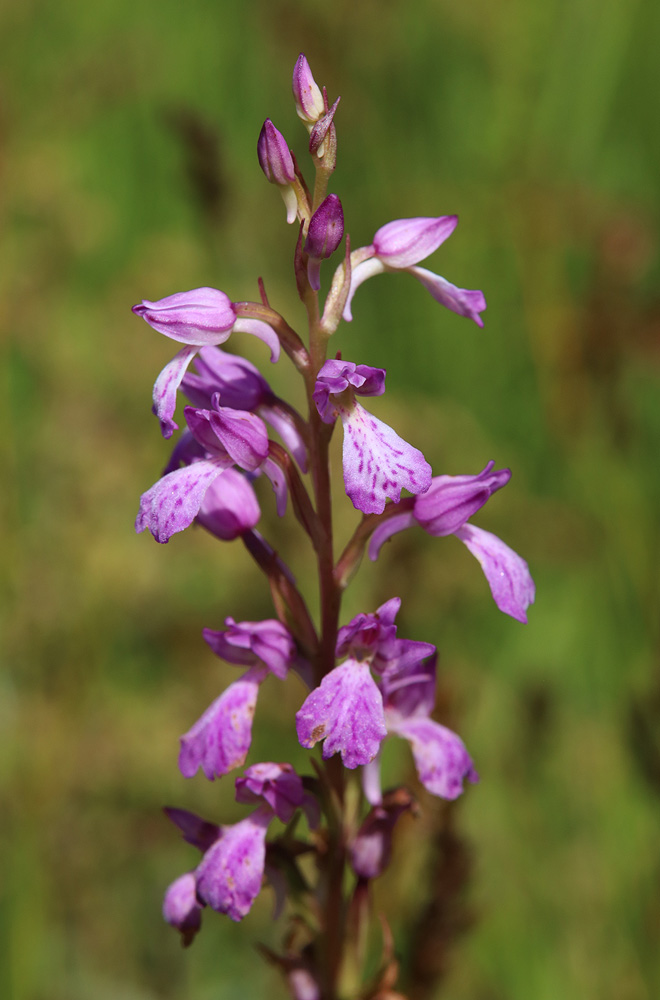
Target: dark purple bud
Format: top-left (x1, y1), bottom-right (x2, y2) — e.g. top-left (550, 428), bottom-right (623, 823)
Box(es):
top-left (257, 119), bottom-right (295, 186)
top-left (305, 195), bottom-right (344, 260)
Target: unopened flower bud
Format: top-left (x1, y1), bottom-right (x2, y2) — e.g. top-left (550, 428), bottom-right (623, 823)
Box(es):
top-left (257, 119), bottom-right (295, 185)
top-left (304, 194), bottom-right (344, 290)
top-left (292, 54), bottom-right (325, 125)
top-left (257, 120), bottom-right (300, 224)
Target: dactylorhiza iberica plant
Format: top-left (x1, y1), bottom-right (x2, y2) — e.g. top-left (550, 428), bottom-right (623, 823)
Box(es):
top-left (133, 53), bottom-right (534, 1000)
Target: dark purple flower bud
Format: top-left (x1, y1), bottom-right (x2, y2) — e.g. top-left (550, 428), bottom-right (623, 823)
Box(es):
top-left (304, 195), bottom-right (344, 290)
top-left (196, 468), bottom-right (261, 541)
top-left (235, 762), bottom-right (304, 823)
top-left (163, 873), bottom-right (203, 946)
top-left (413, 462), bottom-right (511, 536)
top-left (195, 808), bottom-right (272, 921)
top-left (202, 618), bottom-right (296, 680)
top-left (350, 789), bottom-right (414, 880)
top-left (292, 54), bottom-right (325, 124)
top-left (257, 119), bottom-right (296, 186)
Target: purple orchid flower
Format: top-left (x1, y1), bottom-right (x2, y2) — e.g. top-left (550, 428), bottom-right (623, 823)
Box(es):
top-left (296, 657), bottom-right (388, 769)
top-left (342, 216), bottom-right (486, 326)
top-left (314, 360), bottom-right (432, 514)
top-left (132, 287), bottom-right (281, 438)
top-left (365, 650), bottom-right (478, 803)
top-left (163, 765), bottom-right (310, 929)
top-left (179, 619), bottom-right (298, 781)
top-left (182, 346), bottom-right (308, 471)
top-left (135, 400), bottom-right (272, 544)
top-left (296, 598), bottom-right (435, 769)
top-left (368, 462), bottom-right (535, 623)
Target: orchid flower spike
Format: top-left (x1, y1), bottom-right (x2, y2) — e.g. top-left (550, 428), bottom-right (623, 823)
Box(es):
top-left (343, 216), bottom-right (486, 326)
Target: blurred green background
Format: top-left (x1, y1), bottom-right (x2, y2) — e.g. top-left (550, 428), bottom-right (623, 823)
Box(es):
top-left (2, 0), bottom-right (659, 997)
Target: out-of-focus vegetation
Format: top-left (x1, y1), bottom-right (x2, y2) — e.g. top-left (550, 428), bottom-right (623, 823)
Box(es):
top-left (2, 1), bottom-right (659, 998)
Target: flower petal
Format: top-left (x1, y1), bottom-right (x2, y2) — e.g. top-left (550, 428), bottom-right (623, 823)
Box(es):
top-left (455, 523), bottom-right (535, 623)
top-left (133, 287), bottom-right (237, 344)
top-left (235, 762), bottom-right (304, 823)
top-left (135, 459), bottom-right (228, 543)
top-left (389, 716), bottom-right (478, 799)
top-left (163, 873), bottom-right (204, 945)
top-left (368, 511), bottom-right (416, 560)
top-left (152, 345), bottom-right (200, 439)
top-left (340, 402), bottom-right (432, 514)
top-left (409, 266), bottom-right (486, 326)
top-left (373, 215), bottom-right (458, 268)
top-left (413, 462), bottom-right (511, 536)
top-left (296, 659), bottom-right (387, 768)
top-left (342, 257), bottom-right (385, 321)
top-left (178, 667), bottom-right (266, 780)
top-left (195, 809), bottom-right (271, 920)
top-left (196, 468), bottom-right (261, 541)
top-left (232, 317), bottom-right (281, 362)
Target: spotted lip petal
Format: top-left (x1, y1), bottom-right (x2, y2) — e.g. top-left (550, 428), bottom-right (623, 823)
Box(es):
top-left (178, 667), bottom-right (267, 780)
top-left (135, 458), bottom-right (230, 543)
top-left (296, 658), bottom-right (387, 769)
top-left (195, 808), bottom-right (272, 921)
top-left (340, 401), bottom-right (432, 515)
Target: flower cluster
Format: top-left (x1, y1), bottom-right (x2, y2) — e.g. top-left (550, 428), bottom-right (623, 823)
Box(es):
top-left (134, 53), bottom-right (534, 998)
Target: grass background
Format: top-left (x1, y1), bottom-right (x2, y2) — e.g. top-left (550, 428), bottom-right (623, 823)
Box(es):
top-left (2, 0), bottom-right (659, 997)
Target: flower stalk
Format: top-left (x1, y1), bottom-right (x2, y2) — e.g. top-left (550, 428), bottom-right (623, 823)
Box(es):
top-left (133, 53), bottom-right (535, 1000)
